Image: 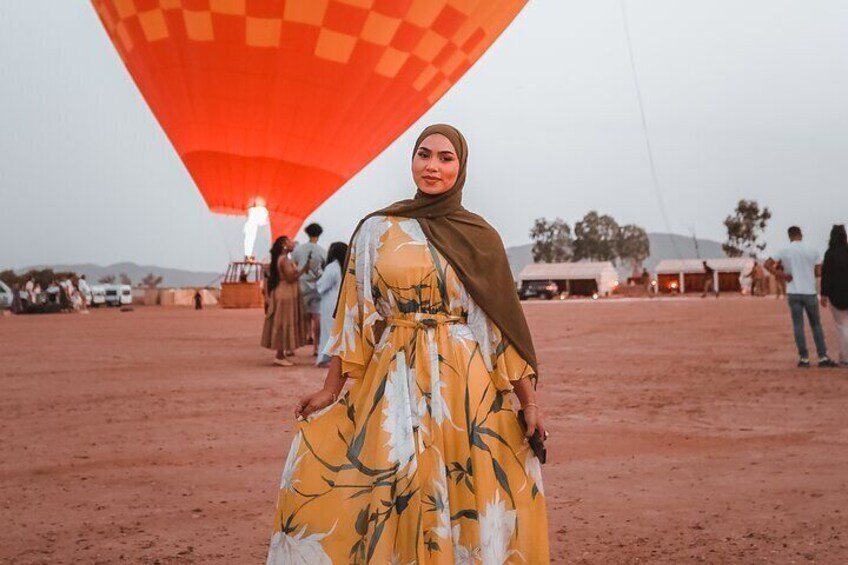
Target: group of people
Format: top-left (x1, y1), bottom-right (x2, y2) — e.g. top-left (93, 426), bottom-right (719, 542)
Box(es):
top-left (259, 124), bottom-right (843, 562)
top-left (8, 275), bottom-right (92, 314)
top-left (260, 222), bottom-right (348, 368)
top-left (765, 225), bottom-right (848, 368)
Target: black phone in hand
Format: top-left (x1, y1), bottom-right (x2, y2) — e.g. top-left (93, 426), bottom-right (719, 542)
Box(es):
top-left (517, 409), bottom-right (547, 464)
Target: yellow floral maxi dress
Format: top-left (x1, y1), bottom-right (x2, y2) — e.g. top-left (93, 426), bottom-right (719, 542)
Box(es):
top-left (267, 216), bottom-right (550, 564)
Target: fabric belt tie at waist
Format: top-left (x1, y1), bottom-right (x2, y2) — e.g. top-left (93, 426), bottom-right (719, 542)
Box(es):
top-left (386, 315), bottom-right (467, 329)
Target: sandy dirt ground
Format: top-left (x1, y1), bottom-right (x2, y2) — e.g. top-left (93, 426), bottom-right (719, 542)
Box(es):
top-left (2, 297), bottom-right (847, 564)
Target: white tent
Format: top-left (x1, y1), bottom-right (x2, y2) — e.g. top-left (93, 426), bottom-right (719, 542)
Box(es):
top-left (655, 258), bottom-right (754, 293)
top-left (654, 258), bottom-right (754, 274)
top-left (519, 261), bottom-right (619, 296)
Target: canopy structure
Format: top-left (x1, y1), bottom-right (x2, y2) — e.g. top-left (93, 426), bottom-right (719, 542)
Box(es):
top-left (654, 258), bottom-right (754, 274)
top-left (92, 0), bottom-right (528, 237)
top-left (519, 261), bottom-right (619, 296)
top-left (655, 257), bottom-right (754, 294)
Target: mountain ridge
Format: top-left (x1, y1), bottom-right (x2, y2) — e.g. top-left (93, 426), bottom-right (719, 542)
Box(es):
top-left (10, 233), bottom-right (726, 287)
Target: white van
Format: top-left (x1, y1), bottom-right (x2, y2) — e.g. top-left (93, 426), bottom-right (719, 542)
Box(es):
top-left (119, 284), bottom-right (132, 305)
top-left (90, 285), bottom-right (106, 307)
top-left (104, 285), bottom-right (120, 307)
top-left (0, 280), bottom-right (12, 309)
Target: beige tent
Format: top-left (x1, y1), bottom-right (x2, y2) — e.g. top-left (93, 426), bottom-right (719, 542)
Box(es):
top-left (145, 288), bottom-right (219, 306)
top-left (518, 261), bottom-right (619, 296)
top-left (654, 258), bottom-right (754, 294)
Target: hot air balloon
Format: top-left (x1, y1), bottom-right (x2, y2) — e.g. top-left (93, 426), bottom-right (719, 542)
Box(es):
top-left (91, 0), bottom-right (527, 242)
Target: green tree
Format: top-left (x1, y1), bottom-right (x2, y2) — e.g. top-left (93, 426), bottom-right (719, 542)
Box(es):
top-left (99, 274), bottom-right (116, 284)
top-left (140, 273), bottom-right (163, 288)
top-left (616, 224), bottom-right (651, 272)
top-left (573, 211), bottom-right (620, 261)
top-left (0, 270), bottom-right (19, 287)
top-left (723, 199), bottom-right (771, 258)
top-left (119, 273), bottom-right (132, 286)
top-left (529, 217), bottom-right (573, 263)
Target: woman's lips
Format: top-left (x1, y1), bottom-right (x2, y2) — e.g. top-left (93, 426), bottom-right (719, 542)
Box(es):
top-left (422, 175), bottom-right (440, 182)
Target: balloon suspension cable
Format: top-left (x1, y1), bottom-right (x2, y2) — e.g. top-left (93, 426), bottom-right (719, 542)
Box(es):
top-left (619, 0), bottom-right (682, 260)
top-left (208, 213), bottom-right (236, 265)
top-left (689, 225), bottom-right (702, 259)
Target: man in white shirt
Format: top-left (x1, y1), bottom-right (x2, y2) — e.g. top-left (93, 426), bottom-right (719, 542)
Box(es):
top-left (766, 226), bottom-right (837, 368)
top-left (77, 275), bottom-right (91, 309)
top-left (291, 223), bottom-right (327, 356)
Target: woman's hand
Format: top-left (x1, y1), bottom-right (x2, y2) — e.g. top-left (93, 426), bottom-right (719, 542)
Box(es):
top-left (522, 404), bottom-right (547, 442)
top-left (295, 388), bottom-right (336, 420)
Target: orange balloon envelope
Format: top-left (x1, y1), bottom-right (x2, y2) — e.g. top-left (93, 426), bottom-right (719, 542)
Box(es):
top-left (92, 0), bottom-right (527, 238)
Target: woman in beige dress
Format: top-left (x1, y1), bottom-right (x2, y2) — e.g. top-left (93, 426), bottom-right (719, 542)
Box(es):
top-left (262, 236), bottom-right (309, 366)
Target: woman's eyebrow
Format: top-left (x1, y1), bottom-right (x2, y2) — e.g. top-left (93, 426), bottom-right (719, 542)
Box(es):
top-left (417, 145), bottom-right (455, 156)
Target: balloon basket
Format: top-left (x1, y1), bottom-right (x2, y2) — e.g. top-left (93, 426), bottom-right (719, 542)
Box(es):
top-left (220, 260), bottom-right (265, 309)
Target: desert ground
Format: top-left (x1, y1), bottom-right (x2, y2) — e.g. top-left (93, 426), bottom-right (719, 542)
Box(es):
top-left (1, 297), bottom-right (847, 564)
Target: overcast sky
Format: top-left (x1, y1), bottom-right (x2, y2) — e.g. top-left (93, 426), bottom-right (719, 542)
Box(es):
top-left (1, 1), bottom-right (846, 272)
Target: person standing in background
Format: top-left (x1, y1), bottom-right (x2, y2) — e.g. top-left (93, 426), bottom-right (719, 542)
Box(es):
top-left (640, 267), bottom-right (653, 298)
top-left (820, 224), bottom-right (848, 367)
top-left (314, 242), bottom-right (348, 367)
top-left (774, 263), bottom-right (787, 299)
top-left (766, 226), bottom-right (837, 368)
top-left (78, 275), bottom-right (91, 311)
top-left (291, 222), bottom-right (327, 356)
top-left (25, 278), bottom-right (35, 304)
top-left (748, 260), bottom-right (765, 297)
top-left (262, 236), bottom-right (310, 367)
top-left (11, 284), bottom-right (23, 314)
top-left (701, 261), bottom-right (718, 298)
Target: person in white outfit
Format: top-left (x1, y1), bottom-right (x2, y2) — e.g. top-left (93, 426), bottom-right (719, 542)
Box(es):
top-left (77, 275), bottom-right (91, 310)
top-left (314, 242), bottom-right (348, 367)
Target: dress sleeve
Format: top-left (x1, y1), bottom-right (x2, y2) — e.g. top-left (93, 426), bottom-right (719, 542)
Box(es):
top-left (460, 280), bottom-right (536, 391)
top-left (322, 218), bottom-right (384, 378)
top-left (487, 323), bottom-right (536, 391)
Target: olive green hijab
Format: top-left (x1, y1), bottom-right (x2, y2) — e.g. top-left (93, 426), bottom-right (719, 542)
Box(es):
top-left (341, 124), bottom-right (538, 376)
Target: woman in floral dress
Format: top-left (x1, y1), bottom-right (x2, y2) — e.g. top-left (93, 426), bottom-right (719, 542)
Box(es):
top-left (267, 125), bottom-right (550, 564)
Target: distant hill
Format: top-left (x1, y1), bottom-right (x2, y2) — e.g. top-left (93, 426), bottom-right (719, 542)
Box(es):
top-left (16, 262), bottom-right (223, 288)
top-left (507, 233), bottom-right (727, 279)
top-left (16, 233), bottom-right (727, 286)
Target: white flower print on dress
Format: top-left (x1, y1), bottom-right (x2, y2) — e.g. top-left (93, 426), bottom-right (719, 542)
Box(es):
top-left (266, 522), bottom-right (336, 565)
top-left (522, 449), bottom-right (545, 496)
top-left (452, 524), bottom-right (481, 565)
top-left (428, 331), bottom-right (462, 431)
top-left (329, 303), bottom-right (358, 355)
top-left (279, 431), bottom-right (304, 492)
top-left (397, 218), bottom-right (428, 246)
top-left (430, 453), bottom-right (453, 540)
top-left (382, 351), bottom-right (416, 472)
top-left (388, 551), bottom-right (416, 565)
top-left (479, 491), bottom-right (520, 565)
top-left (355, 217), bottom-right (391, 311)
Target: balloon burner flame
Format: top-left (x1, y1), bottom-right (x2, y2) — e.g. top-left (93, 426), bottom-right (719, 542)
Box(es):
top-left (243, 205), bottom-right (269, 259)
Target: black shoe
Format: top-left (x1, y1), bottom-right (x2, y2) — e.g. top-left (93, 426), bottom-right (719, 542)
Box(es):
top-left (818, 358), bottom-right (838, 368)
top-left (798, 359), bottom-right (810, 368)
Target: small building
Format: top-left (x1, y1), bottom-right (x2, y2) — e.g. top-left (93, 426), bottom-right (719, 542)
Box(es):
top-left (654, 258), bottom-right (754, 294)
top-left (518, 261), bottom-right (619, 297)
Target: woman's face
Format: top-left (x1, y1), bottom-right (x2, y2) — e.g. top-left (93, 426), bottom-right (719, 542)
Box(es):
top-left (412, 134), bottom-right (460, 195)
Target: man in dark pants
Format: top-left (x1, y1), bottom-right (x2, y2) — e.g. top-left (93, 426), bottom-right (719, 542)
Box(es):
top-left (766, 226), bottom-right (837, 368)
